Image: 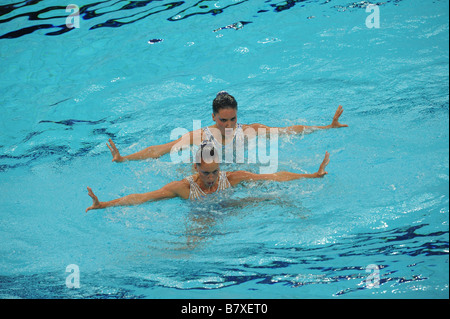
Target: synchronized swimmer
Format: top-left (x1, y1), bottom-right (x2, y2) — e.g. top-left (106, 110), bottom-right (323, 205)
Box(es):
top-left (86, 91), bottom-right (347, 211)
top-left (86, 143), bottom-right (330, 212)
top-left (106, 91), bottom-right (347, 162)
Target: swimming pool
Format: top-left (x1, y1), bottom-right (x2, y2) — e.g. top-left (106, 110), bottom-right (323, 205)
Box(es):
top-left (0, 0), bottom-right (448, 299)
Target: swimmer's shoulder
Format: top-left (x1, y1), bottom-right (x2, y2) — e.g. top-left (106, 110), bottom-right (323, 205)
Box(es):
top-left (226, 170), bottom-right (254, 186)
top-left (186, 128), bottom-right (210, 146)
top-left (243, 123), bottom-right (270, 130)
top-left (163, 179), bottom-right (191, 199)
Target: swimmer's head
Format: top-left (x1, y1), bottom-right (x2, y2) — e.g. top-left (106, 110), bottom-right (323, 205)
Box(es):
top-left (213, 91), bottom-right (237, 114)
top-left (212, 91), bottom-right (238, 133)
top-left (195, 142), bottom-right (220, 166)
top-left (194, 142), bottom-right (220, 188)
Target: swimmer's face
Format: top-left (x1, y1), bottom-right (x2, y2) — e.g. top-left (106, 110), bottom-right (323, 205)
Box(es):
top-left (212, 108), bottom-right (237, 136)
top-left (195, 161), bottom-right (220, 189)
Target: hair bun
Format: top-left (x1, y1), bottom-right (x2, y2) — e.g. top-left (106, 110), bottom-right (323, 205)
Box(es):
top-left (217, 90), bottom-right (229, 96)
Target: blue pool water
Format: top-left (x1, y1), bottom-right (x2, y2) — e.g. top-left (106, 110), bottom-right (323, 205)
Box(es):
top-left (0, 0), bottom-right (448, 299)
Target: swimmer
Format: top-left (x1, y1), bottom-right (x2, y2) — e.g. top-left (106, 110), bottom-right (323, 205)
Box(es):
top-left (106, 91), bottom-right (347, 162)
top-left (85, 143), bottom-right (330, 212)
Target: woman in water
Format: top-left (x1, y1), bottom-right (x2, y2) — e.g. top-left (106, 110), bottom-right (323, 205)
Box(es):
top-left (106, 91), bottom-right (347, 162)
top-left (85, 143), bottom-right (331, 212)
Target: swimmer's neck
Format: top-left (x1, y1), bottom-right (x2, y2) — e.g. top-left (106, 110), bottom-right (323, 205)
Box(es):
top-left (209, 124), bottom-right (236, 144)
top-left (194, 174), bottom-right (219, 194)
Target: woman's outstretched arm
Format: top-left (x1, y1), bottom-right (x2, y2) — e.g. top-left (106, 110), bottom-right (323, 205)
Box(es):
top-left (227, 151), bottom-right (330, 186)
top-left (85, 181), bottom-right (186, 212)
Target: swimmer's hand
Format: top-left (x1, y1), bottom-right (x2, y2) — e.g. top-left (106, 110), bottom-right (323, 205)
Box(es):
top-left (331, 105), bottom-right (348, 128)
top-left (315, 151), bottom-right (330, 178)
top-left (107, 139), bottom-right (125, 162)
top-left (86, 187), bottom-right (103, 212)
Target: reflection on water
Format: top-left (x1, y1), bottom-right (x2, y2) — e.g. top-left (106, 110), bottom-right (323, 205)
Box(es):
top-left (0, 0), bottom-right (400, 39)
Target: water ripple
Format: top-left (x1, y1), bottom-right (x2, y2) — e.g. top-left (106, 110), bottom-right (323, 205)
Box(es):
top-left (0, 0), bottom-right (404, 39)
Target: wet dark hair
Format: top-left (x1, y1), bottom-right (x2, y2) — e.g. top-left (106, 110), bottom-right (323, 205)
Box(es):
top-left (212, 91), bottom-right (238, 114)
top-left (195, 142), bottom-right (219, 166)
